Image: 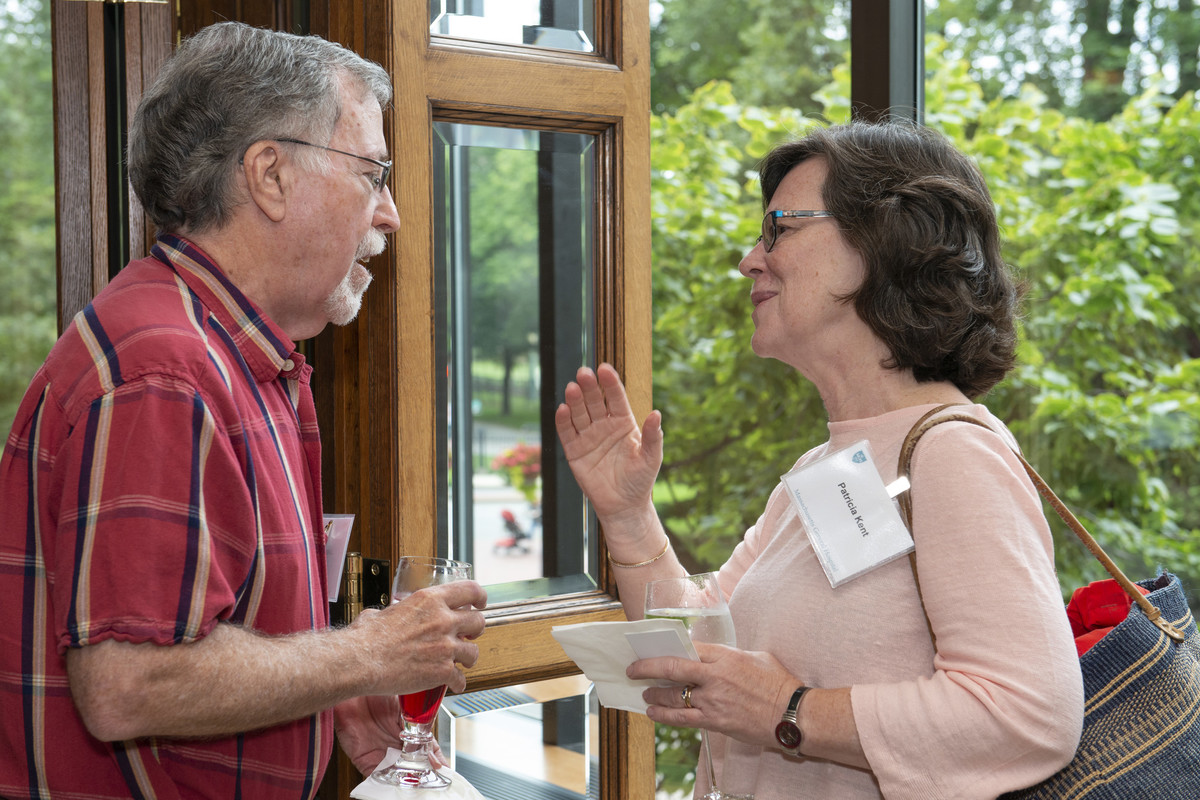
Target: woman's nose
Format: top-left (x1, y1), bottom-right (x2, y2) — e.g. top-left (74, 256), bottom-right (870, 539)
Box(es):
top-left (738, 242), bottom-right (765, 278)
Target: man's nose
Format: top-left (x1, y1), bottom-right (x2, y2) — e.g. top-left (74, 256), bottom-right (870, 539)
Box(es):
top-left (375, 184), bottom-right (401, 234)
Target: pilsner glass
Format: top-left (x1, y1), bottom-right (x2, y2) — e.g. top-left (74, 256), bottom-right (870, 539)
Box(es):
top-left (644, 572), bottom-right (753, 800)
top-left (371, 556), bottom-right (473, 789)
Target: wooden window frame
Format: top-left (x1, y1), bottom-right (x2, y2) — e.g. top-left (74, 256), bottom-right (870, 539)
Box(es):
top-left (310, 3), bottom-right (655, 795)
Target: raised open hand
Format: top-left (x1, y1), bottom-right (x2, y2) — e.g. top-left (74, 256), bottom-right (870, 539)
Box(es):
top-left (554, 363), bottom-right (663, 523)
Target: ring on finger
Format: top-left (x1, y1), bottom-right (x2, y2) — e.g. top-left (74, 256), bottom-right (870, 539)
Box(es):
top-left (681, 684), bottom-right (695, 709)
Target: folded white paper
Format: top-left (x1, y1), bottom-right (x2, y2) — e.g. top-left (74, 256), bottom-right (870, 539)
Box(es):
top-left (323, 514), bottom-right (355, 602)
top-left (350, 751), bottom-right (486, 799)
top-left (551, 618), bottom-right (697, 714)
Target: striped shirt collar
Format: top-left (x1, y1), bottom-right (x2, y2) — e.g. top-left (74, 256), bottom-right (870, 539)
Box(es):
top-left (152, 233), bottom-right (301, 382)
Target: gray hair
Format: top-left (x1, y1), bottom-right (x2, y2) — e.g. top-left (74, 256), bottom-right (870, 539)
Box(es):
top-left (128, 22), bottom-right (392, 234)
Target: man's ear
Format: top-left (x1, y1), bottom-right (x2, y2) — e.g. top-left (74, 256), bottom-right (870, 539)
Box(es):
top-left (242, 141), bottom-right (288, 222)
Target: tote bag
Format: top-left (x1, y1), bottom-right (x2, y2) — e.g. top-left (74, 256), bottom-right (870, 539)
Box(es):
top-left (898, 411), bottom-right (1200, 799)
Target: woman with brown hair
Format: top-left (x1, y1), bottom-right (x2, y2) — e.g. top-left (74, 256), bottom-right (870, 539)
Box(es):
top-left (556, 120), bottom-right (1083, 799)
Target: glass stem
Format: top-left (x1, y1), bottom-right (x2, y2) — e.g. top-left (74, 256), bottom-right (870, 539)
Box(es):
top-left (700, 729), bottom-right (720, 797)
top-left (400, 720), bottom-right (435, 754)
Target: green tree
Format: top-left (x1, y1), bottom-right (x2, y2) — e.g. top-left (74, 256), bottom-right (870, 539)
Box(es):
top-left (651, 0), bottom-right (846, 114)
top-left (0, 0), bottom-right (56, 437)
top-left (465, 146), bottom-right (539, 417)
top-left (647, 37), bottom-right (1200, 797)
top-left (653, 0), bottom-right (1200, 125)
top-left (926, 0), bottom-right (1200, 121)
top-left (650, 40), bottom-right (1200, 597)
top-left (647, 82), bottom-right (828, 793)
top-left (966, 83), bottom-right (1200, 587)
top-left (649, 81), bottom-right (829, 570)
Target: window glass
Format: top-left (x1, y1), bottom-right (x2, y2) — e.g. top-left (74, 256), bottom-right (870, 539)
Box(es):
top-left (924, 1), bottom-right (1200, 589)
top-left (0, 0), bottom-right (56, 437)
top-left (430, 0), bottom-right (596, 53)
top-left (438, 676), bottom-right (599, 799)
top-left (433, 121), bottom-right (597, 595)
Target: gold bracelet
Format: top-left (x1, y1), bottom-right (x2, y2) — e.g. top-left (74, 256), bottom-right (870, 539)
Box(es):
top-left (607, 538), bottom-right (670, 568)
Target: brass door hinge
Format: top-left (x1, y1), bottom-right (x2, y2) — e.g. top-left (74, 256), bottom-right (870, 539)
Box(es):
top-left (333, 553), bottom-right (390, 626)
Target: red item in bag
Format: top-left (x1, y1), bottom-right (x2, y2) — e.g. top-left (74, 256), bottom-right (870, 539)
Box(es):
top-left (1066, 579), bottom-right (1152, 657)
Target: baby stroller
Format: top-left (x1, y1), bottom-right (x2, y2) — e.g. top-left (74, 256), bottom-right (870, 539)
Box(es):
top-left (493, 509), bottom-right (531, 555)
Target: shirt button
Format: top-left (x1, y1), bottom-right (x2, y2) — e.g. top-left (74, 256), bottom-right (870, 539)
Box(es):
top-left (282, 359), bottom-right (295, 372)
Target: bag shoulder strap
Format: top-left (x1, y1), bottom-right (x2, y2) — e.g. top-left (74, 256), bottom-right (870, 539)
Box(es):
top-left (898, 410), bottom-right (1185, 643)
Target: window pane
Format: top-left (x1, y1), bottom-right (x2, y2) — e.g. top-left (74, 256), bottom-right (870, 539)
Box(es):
top-left (923, 2), bottom-right (1200, 587)
top-left (430, 0), bottom-right (595, 53)
top-left (439, 676), bottom-right (599, 799)
top-left (433, 121), bottom-right (597, 595)
top-left (0, 0), bottom-right (56, 437)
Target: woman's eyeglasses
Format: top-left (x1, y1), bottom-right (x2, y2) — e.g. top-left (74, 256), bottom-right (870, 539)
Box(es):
top-left (758, 210), bottom-right (835, 252)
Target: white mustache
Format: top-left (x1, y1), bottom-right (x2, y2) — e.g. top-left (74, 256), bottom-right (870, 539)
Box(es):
top-left (355, 229), bottom-right (387, 263)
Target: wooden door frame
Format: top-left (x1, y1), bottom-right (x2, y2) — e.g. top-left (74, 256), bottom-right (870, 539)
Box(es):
top-left (307, 1), bottom-right (656, 796)
top-left (51, 0), bottom-right (173, 330)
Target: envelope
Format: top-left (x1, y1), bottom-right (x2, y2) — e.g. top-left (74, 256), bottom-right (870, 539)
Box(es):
top-left (550, 618), bottom-right (697, 714)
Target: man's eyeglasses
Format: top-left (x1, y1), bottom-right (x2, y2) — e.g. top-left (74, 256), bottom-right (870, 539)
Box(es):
top-left (758, 210), bottom-right (835, 252)
top-left (276, 137), bottom-right (392, 193)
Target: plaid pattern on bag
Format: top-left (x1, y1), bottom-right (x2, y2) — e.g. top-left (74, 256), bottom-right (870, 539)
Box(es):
top-left (1003, 573), bottom-right (1200, 799)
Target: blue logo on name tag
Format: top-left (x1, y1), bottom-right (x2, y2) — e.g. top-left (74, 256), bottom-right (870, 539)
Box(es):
top-left (852, 450), bottom-right (867, 464)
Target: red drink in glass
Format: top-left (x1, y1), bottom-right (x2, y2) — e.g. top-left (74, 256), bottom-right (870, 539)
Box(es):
top-left (400, 686), bottom-right (448, 726)
top-left (371, 557), bottom-right (473, 790)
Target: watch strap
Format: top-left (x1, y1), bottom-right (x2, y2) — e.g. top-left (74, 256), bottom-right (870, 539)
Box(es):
top-left (775, 685), bottom-right (811, 754)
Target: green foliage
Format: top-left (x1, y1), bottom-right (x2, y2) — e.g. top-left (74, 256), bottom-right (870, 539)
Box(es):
top-left (650, 82), bottom-right (829, 567)
top-left (463, 144), bottom-right (541, 417)
top-left (651, 0), bottom-right (846, 114)
top-left (0, 0), bottom-right (56, 437)
top-left (650, 40), bottom-right (1200, 600)
top-left (654, 0), bottom-right (1200, 125)
top-left (927, 0), bottom-right (1200, 121)
top-left (654, 724), bottom-right (701, 796)
top-left (649, 33), bottom-right (1200, 794)
top-left (970, 81), bottom-right (1200, 589)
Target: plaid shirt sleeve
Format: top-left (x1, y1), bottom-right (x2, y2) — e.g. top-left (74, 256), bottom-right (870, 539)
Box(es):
top-left (52, 371), bottom-right (258, 652)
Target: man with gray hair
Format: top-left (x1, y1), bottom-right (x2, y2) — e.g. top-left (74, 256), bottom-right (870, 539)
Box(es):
top-left (0, 22), bottom-right (487, 798)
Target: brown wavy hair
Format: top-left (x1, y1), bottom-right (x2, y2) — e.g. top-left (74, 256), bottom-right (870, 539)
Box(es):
top-left (758, 121), bottom-right (1022, 398)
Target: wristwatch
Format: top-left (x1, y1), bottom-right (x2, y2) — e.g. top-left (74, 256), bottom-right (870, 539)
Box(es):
top-left (775, 685), bottom-right (811, 754)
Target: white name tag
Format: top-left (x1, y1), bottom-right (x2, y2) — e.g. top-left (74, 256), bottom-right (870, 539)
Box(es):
top-left (781, 441), bottom-right (913, 588)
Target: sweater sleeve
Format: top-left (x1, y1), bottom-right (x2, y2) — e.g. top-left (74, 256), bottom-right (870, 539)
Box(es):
top-left (851, 422), bottom-right (1083, 798)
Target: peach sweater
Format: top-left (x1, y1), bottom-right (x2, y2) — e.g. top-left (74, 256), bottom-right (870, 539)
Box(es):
top-left (713, 403), bottom-right (1083, 799)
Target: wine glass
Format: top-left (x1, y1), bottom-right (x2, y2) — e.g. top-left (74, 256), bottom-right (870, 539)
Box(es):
top-left (372, 556), bottom-right (473, 789)
top-left (645, 572), bottom-right (752, 800)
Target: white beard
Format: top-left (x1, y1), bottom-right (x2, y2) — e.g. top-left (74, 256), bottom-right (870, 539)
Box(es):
top-left (325, 228), bottom-right (385, 326)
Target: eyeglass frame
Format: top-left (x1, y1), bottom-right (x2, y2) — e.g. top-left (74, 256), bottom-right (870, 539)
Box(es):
top-left (275, 137), bottom-right (392, 193)
top-left (758, 209), bottom-right (835, 252)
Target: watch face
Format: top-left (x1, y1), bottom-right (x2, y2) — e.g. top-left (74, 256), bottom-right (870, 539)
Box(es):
top-left (775, 720), bottom-right (801, 749)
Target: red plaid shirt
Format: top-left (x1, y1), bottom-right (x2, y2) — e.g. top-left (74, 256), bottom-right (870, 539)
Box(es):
top-left (0, 235), bottom-right (332, 798)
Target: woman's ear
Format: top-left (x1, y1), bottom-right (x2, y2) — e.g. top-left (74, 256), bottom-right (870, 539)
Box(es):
top-left (241, 141), bottom-right (288, 222)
